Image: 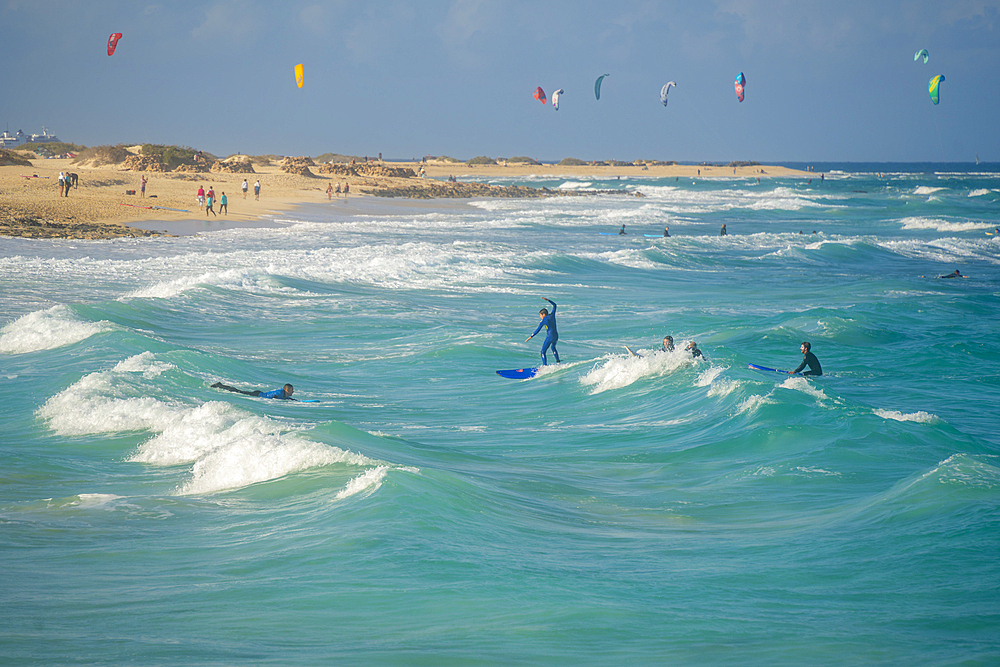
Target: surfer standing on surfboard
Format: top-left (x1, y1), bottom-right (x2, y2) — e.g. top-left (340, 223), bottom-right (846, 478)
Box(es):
top-left (791, 342), bottom-right (822, 376)
top-left (526, 297), bottom-right (560, 365)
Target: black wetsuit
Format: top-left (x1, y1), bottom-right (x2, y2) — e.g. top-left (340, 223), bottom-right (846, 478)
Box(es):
top-left (793, 352), bottom-right (822, 376)
top-left (211, 382), bottom-right (295, 399)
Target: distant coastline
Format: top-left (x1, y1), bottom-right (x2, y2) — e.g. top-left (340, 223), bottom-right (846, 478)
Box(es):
top-left (0, 148), bottom-right (813, 240)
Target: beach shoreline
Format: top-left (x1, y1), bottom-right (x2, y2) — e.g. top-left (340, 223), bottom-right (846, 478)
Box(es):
top-left (1, 156), bottom-right (813, 240)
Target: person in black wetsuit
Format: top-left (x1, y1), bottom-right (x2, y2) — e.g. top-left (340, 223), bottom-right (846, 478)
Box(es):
top-left (686, 341), bottom-right (706, 360)
top-left (720, 224), bottom-right (727, 236)
top-left (792, 342), bottom-right (822, 376)
top-left (211, 382), bottom-right (296, 399)
top-left (938, 269), bottom-right (962, 279)
top-left (662, 335), bottom-right (674, 352)
top-left (526, 297), bottom-right (560, 365)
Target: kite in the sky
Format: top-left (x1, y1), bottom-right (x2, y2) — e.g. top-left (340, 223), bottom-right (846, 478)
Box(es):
top-left (914, 49), bottom-right (929, 63)
top-left (928, 75), bottom-right (945, 105)
top-left (595, 74), bottom-right (609, 100)
top-left (660, 82), bottom-right (676, 107)
top-left (107, 33), bottom-right (122, 56)
top-left (295, 63), bottom-right (304, 88)
top-left (534, 86), bottom-right (547, 105)
top-left (552, 89), bottom-right (563, 110)
top-left (734, 72), bottom-right (746, 102)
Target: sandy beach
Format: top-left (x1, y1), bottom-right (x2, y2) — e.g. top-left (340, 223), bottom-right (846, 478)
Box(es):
top-left (1, 153), bottom-right (812, 239)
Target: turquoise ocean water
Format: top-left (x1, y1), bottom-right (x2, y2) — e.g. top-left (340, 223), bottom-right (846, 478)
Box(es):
top-left (2, 165), bottom-right (999, 665)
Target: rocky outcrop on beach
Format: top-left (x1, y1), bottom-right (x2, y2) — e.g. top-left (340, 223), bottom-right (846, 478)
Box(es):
top-left (280, 156), bottom-right (316, 176)
top-left (0, 211), bottom-right (163, 239)
top-left (317, 162), bottom-right (416, 178)
top-left (364, 180), bottom-right (553, 199)
top-left (123, 154), bottom-right (168, 172)
top-left (211, 158), bottom-right (255, 174)
top-left (173, 163), bottom-right (210, 173)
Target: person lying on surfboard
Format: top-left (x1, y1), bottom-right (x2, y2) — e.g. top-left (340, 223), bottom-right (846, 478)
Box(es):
top-left (211, 382), bottom-right (297, 400)
top-left (526, 297), bottom-right (560, 365)
top-left (791, 342), bottom-right (822, 376)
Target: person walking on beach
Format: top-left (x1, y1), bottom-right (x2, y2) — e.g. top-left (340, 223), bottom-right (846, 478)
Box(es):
top-left (58, 172), bottom-right (65, 197)
top-left (791, 342), bottom-right (822, 376)
top-left (140, 175), bottom-right (147, 198)
top-left (242, 179), bottom-right (249, 199)
top-left (197, 185), bottom-right (205, 209)
top-left (343, 182), bottom-right (349, 199)
top-left (254, 180), bottom-right (261, 200)
top-left (326, 183), bottom-right (333, 200)
top-left (526, 297), bottom-right (560, 365)
top-left (205, 191), bottom-right (217, 216)
top-left (219, 192), bottom-right (228, 214)
top-left (335, 182), bottom-right (341, 197)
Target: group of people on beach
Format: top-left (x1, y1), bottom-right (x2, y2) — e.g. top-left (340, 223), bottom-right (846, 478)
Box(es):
top-left (239, 178), bottom-right (261, 201)
top-left (196, 185), bottom-right (228, 217)
top-left (57, 171), bottom-right (77, 197)
top-left (325, 182), bottom-right (350, 200)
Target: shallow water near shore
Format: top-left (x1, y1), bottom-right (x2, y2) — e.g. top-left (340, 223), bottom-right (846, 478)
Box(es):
top-left (2, 165), bottom-right (999, 665)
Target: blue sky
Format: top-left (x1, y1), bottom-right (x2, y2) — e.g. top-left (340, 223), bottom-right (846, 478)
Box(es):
top-left (1, 0), bottom-right (998, 162)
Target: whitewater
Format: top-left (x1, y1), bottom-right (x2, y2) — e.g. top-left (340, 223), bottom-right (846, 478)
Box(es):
top-left (1, 164), bottom-right (998, 665)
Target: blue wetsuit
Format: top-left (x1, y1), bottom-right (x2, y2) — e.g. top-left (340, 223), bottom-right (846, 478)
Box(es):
top-left (258, 388), bottom-right (293, 399)
top-left (528, 299), bottom-right (560, 365)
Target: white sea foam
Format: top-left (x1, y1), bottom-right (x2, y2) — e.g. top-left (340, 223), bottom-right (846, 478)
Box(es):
top-left (913, 186), bottom-right (946, 195)
top-left (580, 349), bottom-right (698, 393)
top-left (737, 393), bottom-right (776, 414)
top-left (335, 466), bottom-right (389, 500)
top-left (899, 216), bottom-right (988, 233)
top-left (37, 353), bottom-right (388, 496)
top-left (558, 181), bottom-right (593, 190)
top-left (874, 408), bottom-right (940, 423)
top-left (968, 189), bottom-right (992, 197)
top-left (0, 305), bottom-right (113, 354)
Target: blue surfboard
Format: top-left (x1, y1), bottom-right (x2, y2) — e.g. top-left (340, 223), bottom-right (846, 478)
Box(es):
top-left (496, 368), bottom-right (538, 380)
top-left (749, 363), bottom-right (794, 374)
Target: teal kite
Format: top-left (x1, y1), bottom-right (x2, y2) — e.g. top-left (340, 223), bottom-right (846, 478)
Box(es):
top-left (914, 49), bottom-right (929, 63)
top-left (595, 74), bottom-right (609, 100)
top-left (928, 75), bottom-right (944, 105)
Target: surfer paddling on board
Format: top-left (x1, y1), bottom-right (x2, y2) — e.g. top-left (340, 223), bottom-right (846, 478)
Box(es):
top-left (526, 297), bottom-right (560, 365)
top-left (790, 342), bottom-right (822, 376)
top-left (212, 382), bottom-right (296, 400)
top-left (937, 269), bottom-right (963, 279)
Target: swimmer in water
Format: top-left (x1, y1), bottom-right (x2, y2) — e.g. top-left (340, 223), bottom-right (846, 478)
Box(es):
top-left (212, 382), bottom-right (296, 399)
top-left (791, 342), bottom-right (822, 376)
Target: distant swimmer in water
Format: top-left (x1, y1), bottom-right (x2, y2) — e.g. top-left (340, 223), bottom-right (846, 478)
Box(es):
top-left (663, 226), bottom-right (670, 237)
top-left (526, 297), bottom-right (560, 365)
top-left (686, 340), bottom-right (706, 360)
top-left (720, 224), bottom-right (728, 236)
top-left (662, 335), bottom-right (674, 352)
top-left (937, 269), bottom-right (963, 279)
top-left (791, 342), bottom-right (822, 376)
top-left (211, 382), bottom-right (296, 400)
top-left (619, 224), bottom-right (627, 235)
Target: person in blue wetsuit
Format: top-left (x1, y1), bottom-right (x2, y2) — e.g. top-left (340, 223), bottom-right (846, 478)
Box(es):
top-left (526, 297), bottom-right (560, 365)
top-left (212, 382), bottom-right (296, 399)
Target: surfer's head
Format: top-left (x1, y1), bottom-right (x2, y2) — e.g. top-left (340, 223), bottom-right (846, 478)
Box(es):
top-left (283, 384), bottom-right (294, 396)
top-left (539, 308), bottom-right (548, 318)
top-left (801, 342), bottom-right (811, 352)
top-left (687, 341), bottom-right (697, 350)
